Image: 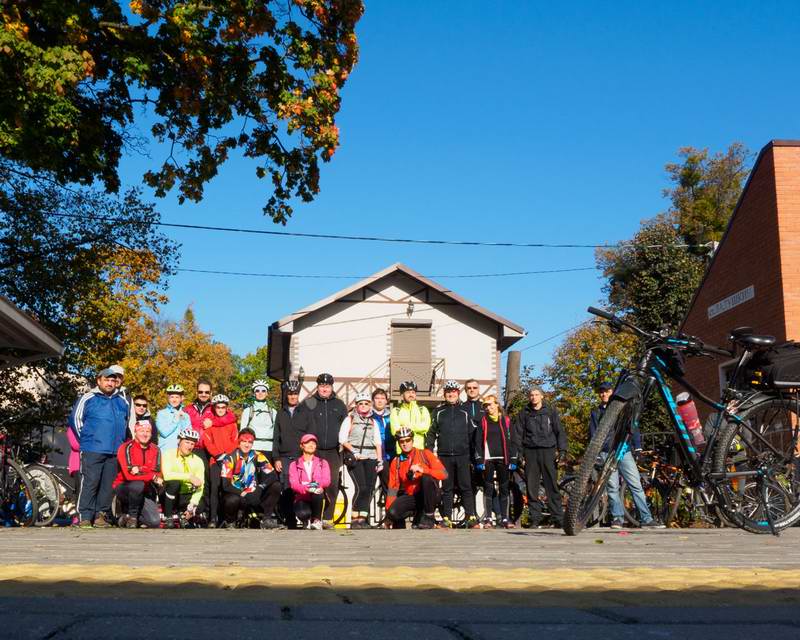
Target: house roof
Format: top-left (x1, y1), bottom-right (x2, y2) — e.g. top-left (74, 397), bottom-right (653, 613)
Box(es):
top-left (680, 139), bottom-right (800, 331)
top-left (274, 262), bottom-right (526, 338)
top-left (0, 295), bottom-right (64, 366)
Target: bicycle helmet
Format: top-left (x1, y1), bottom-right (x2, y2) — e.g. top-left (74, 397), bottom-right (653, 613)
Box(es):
top-left (395, 426), bottom-right (413, 441)
top-left (252, 379), bottom-right (269, 392)
top-left (178, 427), bottom-right (200, 442)
top-left (399, 380), bottom-right (417, 393)
top-left (443, 379), bottom-right (460, 391)
top-left (354, 391), bottom-right (371, 403)
top-left (166, 383), bottom-right (185, 394)
top-left (317, 373), bottom-right (334, 385)
top-left (211, 394), bottom-right (229, 405)
top-left (284, 380), bottom-right (301, 393)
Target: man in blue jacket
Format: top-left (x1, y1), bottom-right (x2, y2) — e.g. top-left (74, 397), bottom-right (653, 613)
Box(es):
top-left (69, 367), bottom-right (130, 527)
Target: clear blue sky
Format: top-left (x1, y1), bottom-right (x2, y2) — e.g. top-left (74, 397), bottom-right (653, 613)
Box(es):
top-left (119, 1), bottom-right (800, 378)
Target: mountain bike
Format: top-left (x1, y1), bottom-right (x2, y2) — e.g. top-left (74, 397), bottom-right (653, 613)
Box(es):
top-left (565, 307), bottom-right (800, 536)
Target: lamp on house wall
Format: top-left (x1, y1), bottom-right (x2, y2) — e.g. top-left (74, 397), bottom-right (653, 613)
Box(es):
top-left (406, 300), bottom-right (415, 317)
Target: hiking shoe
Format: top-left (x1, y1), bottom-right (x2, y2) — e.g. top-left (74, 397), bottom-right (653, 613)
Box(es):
top-left (502, 518), bottom-right (515, 529)
top-left (78, 519), bottom-right (93, 528)
top-left (439, 516), bottom-right (454, 529)
top-left (164, 516), bottom-right (179, 529)
top-left (93, 513), bottom-right (111, 528)
top-left (482, 518), bottom-right (494, 529)
top-left (322, 521), bottom-right (334, 530)
top-left (416, 515), bottom-right (436, 529)
top-left (123, 515), bottom-right (138, 529)
top-left (260, 517), bottom-right (280, 530)
top-left (610, 518), bottom-right (624, 529)
top-left (310, 519), bottom-right (323, 530)
top-left (641, 519), bottom-right (666, 529)
top-left (467, 516), bottom-right (481, 529)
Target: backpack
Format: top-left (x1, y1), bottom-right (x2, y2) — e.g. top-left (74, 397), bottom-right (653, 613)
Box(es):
top-left (744, 341), bottom-right (800, 389)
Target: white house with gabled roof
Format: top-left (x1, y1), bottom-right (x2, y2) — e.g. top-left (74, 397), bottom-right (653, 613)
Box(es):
top-left (267, 263), bottom-right (525, 405)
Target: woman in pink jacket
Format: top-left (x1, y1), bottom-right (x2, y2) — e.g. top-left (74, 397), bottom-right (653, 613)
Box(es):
top-left (289, 433), bottom-right (331, 530)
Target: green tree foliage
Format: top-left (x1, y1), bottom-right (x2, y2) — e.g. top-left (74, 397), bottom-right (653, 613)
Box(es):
top-left (120, 306), bottom-right (235, 408)
top-left (0, 1), bottom-right (364, 223)
top-left (229, 345), bottom-right (281, 411)
top-left (596, 143), bottom-right (750, 332)
top-left (0, 162), bottom-right (177, 425)
top-left (596, 216), bottom-right (706, 332)
top-left (664, 143), bottom-right (751, 250)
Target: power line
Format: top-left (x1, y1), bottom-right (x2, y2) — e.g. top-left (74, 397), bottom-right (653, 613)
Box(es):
top-left (519, 320), bottom-right (592, 352)
top-left (49, 212), bottom-right (711, 250)
top-left (176, 266), bottom-right (597, 279)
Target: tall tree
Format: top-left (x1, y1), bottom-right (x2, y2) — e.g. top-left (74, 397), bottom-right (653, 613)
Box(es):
top-left (0, 0), bottom-right (364, 223)
top-left (120, 306), bottom-right (235, 407)
top-left (0, 163), bottom-right (177, 425)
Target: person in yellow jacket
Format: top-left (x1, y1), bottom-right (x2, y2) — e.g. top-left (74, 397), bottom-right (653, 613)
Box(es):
top-left (390, 381), bottom-right (431, 453)
top-left (162, 427), bottom-right (206, 528)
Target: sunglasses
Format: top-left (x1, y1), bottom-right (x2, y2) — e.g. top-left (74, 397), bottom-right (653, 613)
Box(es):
top-left (397, 437), bottom-right (413, 444)
top-left (134, 403), bottom-right (148, 408)
top-left (197, 390), bottom-right (211, 395)
top-left (466, 386), bottom-right (479, 390)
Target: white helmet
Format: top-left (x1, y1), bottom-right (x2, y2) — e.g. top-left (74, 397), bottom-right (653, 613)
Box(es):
top-left (252, 379), bottom-right (269, 392)
top-left (354, 391), bottom-right (371, 404)
top-left (443, 379), bottom-right (460, 391)
top-left (178, 427), bottom-right (200, 442)
top-left (211, 394), bottom-right (230, 405)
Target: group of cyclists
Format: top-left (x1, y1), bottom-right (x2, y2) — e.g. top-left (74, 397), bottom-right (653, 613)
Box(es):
top-left (67, 364), bottom-right (658, 531)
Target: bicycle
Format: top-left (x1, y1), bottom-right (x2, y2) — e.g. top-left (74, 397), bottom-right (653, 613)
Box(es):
top-left (0, 429), bottom-right (38, 527)
top-left (566, 306), bottom-right (800, 536)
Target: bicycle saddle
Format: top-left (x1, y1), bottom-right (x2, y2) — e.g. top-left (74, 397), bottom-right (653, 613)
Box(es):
top-left (733, 333), bottom-right (776, 348)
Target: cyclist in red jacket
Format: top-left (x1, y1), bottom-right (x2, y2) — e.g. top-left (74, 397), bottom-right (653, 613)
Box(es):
top-left (113, 420), bottom-right (162, 528)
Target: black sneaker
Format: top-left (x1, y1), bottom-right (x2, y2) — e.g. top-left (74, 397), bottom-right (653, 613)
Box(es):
top-left (123, 515), bottom-right (138, 529)
top-left (260, 517), bottom-right (280, 530)
top-left (641, 519), bottom-right (666, 529)
top-left (416, 515), bottom-right (436, 529)
top-left (610, 518), bottom-right (624, 529)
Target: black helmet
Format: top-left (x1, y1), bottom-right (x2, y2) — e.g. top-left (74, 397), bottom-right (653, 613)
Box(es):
top-left (399, 380), bottom-right (417, 393)
top-left (317, 373), bottom-right (334, 385)
top-left (284, 380), bottom-right (301, 393)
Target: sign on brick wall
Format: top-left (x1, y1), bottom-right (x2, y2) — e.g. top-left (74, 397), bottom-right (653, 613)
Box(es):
top-left (707, 285), bottom-right (755, 320)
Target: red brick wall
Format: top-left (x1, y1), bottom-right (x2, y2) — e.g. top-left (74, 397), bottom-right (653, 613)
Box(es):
top-left (775, 145), bottom-right (800, 341)
top-left (682, 143), bottom-right (786, 408)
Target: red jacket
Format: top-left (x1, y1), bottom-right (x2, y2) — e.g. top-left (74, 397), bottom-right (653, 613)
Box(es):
top-left (185, 401), bottom-right (213, 450)
top-left (386, 447), bottom-right (447, 510)
top-left (113, 440), bottom-right (162, 488)
top-left (202, 410), bottom-right (238, 464)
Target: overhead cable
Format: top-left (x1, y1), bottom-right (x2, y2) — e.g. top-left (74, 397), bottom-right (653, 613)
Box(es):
top-left (176, 266), bottom-right (597, 279)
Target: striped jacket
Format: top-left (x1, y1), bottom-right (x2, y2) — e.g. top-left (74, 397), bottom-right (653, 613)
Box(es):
top-left (68, 387), bottom-right (129, 454)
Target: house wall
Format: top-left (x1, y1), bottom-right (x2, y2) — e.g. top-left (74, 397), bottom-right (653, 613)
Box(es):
top-left (682, 142), bottom-right (800, 411)
top-left (289, 272), bottom-right (501, 403)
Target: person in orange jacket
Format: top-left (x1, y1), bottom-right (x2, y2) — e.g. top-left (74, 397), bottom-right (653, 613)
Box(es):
top-left (201, 394), bottom-right (238, 527)
top-left (385, 426), bottom-right (448, 529)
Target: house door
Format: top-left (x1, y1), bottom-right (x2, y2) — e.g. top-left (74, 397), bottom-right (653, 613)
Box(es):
top-left (390, 320), bottom-right (432, 394)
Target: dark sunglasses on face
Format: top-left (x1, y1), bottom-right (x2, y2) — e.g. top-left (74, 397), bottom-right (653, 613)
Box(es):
top-left (397, 438), bottom-right (413, 444)
top-left (198, 390), bottom-right (211, 395)
top-left (134, 403), bottom-right (147, 408)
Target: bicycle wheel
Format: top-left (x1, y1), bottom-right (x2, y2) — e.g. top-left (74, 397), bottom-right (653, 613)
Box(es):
top-left (25, 464), bottom-right (60, 527)
top-left (564, 398), bottom-right (631, 535)
top-left (2, 459), bottom-right (38, 527)
top-left (332, 484), bottom-right (349, 525)
top-left (560, 475), bottom-right (605, 528)
top-left (712, 397), bottom-right (800, 533)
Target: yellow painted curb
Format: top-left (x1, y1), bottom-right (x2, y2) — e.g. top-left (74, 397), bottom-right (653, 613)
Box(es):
top-left (0, 564), bottom-right (798, 593)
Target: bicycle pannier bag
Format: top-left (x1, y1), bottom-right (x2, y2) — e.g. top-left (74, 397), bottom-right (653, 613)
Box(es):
top-left (747, 341), bottom-right (800, 388)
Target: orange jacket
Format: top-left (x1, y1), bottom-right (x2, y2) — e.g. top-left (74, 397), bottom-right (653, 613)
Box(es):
top-left (202, 411), bottom-right (238, 464)
top-left (385, 447), bottom-right (447, 510)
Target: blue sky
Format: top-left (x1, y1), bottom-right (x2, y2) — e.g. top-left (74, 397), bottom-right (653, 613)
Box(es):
top-left (118, 1), bottom-right (800, 378)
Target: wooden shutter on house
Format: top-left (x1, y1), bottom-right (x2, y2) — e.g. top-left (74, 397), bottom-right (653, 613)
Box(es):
top-left (390, 320), bottom-right (432, 393)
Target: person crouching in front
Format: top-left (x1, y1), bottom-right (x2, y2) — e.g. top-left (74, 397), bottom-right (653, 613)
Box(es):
top-left (288, 433), bottom-right (331, 530)
top-left (386, 426), bottom-right (448, 529)
top-left (219, 428), bottom-right (281, 529)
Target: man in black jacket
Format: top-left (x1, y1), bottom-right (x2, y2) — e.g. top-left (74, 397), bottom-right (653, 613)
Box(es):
top-left (426, 379), bottom-right (479, 528)
top-left (302, 373), bottom-right (347, 527)
top-left (460, 379), bottom-right (484, 424)
top-left (273, 380), bottom-right (310, 528)
top-left (512, 387), bottom-right (567, 528)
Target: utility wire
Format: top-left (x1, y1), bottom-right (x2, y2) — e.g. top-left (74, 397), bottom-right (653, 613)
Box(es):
top-left (176, 266), bottom-right (597, 279)
top-left (49, 212), bottom-right (711, 250)
top-left (519, 320), bottom-right (593, 352)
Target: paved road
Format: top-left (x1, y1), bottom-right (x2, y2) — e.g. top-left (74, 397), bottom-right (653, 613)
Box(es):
top-left (3, 527), bottom-right (800, 639)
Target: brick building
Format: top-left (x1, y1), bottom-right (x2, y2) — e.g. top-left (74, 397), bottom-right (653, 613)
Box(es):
top-left (681, 140), bottom-right (800, 405)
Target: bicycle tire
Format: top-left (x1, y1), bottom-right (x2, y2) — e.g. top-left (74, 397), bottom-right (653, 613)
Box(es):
top-left (25, 464), bottom-right (60, 527)
top-left (564, 398), bottom-right (629, 535)
top-left (3, 459), bottom-right (38, 527)
top-left (560, 475), bottom-right (605, 528)
top-left (712, 397), bottom-right (800, 534)
top-left (332, 484), bottom-right (349, 525)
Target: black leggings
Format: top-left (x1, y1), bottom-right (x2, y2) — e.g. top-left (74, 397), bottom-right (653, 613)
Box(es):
top-left (387, 476), bottom-right (441, 525)
top-left (482, 460), bottom-right (510, 520)
top-left (294, 493), bottom-right (325, 523)
top-left (524, 447), bottom-right (562, 524)
top-left (115, 480), bottom-right (152, 517)
top-left (316, 448), bottom-right (341, 521)
top-left (221, 483), bottom-right (281, 523)
top-left (347, 458), bottom-right (378, 515)
top-left (163, 481), bottom-right (195, 518)
top-left (209, 462), bottom-right (222, 524)
top-left (440, 454), bottom-right (476, 518)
